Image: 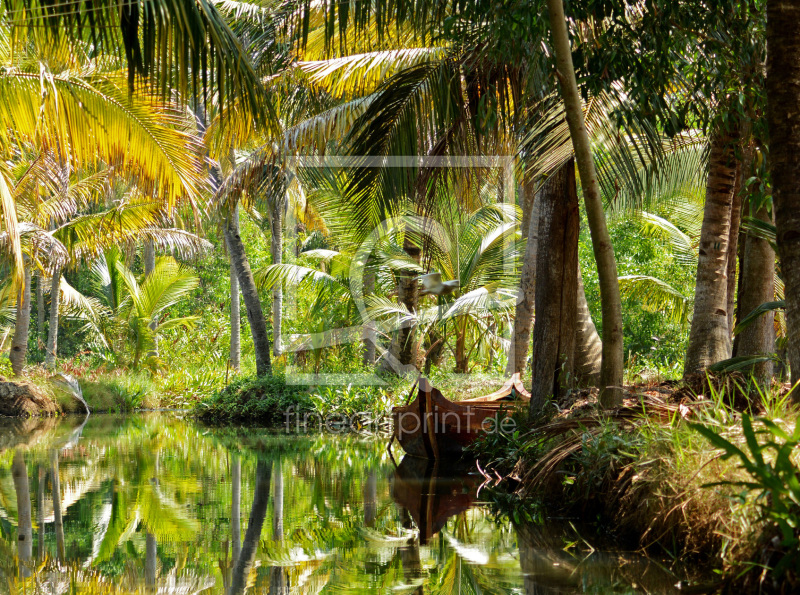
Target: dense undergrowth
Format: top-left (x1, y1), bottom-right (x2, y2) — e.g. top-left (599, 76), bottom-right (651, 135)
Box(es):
top-left (471, 375), bottom-right (800, 592)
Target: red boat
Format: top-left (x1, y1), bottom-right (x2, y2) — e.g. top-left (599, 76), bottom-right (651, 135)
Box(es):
top-left (391, 374), bottom-right (531, 459)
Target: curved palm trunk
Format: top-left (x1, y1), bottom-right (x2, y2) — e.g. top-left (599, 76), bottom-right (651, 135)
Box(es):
top-left (726, 142), bottom-right (751, 334)
top-left (225, 213), bottom-right (273, 377)
top-left (45, 269), bottom-right (61, 369)
top-left (12, 451), bottom-right (32, 577)
top-left (383, 236), bottom-right (421, 373)
top-left (574, 267), bottom-right (602, 385)
top-left (228, 208), bottom-right (242, 371)
top-left (231, 455), bottom-right (242, 565)
top-left (507, 180), bottom-right (540, 376)
top-left (10, 266), bottom-right (31, 376)
top-left (767, 0), bottom-right (800, 390)
top-left (734, 205), bottom-right (776, 383)
top-left (529, 160), bottom-right (579, 414)
top-left (50, 449), bottom-right (65, 562)
top-left (684, 130), bottom-right (739, 376)
top-left (229, 460), bottom-right (272, 595)
top-left (271, 197), bottom-right (284, 357)
top-left (546, 0), bottom-right (625, 407)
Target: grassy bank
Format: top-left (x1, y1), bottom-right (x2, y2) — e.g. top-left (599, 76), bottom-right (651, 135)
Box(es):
top-left (472, 377), bottom-right (800, 592)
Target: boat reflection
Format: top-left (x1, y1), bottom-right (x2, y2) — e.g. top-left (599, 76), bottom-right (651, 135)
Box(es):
top-left (390, 455), bottom-right (481, 545)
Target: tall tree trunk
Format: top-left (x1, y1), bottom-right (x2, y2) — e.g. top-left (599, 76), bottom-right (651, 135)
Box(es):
top-left (363, 469), bottom-right (377, 528)
top-left (12, 451), bottom-right (32, 577)
top-left (546, 0), bottom-right (625, 406)
top-left (726, 164), bottom-right (745, 335)
top-left (145, 533), bottom-right (157, 590)
top-left (269, 459), bottom-right (287, 595)
top-left (143, 240), bottom-right (156, 275)
top-left (684, 129), bottom-right (739, 376)
top-left (45, 268), bottom-right (61, 369)
top-left (228, 207), bottom-right (242, 371)
top-left (271, 197), bottom-right (284, 357)
top-left (37, 465), bottom-right (45, 560)
top-left (362, 270), bottom-right (376, 366)
top-left (225, 213), bottom-right (273, 377)
top-left (143, 240), bottom-right (157, 358)
top-left (767, 0), bottom-right (800, 389)
top-left (529, 160), bottom-right (579, 414)
top-left (735, 205), bottom-right (777, 383)
top-left (383, 235), bottom-right (421, 373)
top-left (231, 455), bottom-right (241, 565)
top-left (229, 460), bottom-right (272, 595)
top-left (507, 179), bottom-right (540, 376)
top-left (574, 267), bottom-right (602, 385)
top-left (10, 266), bottom-right (31, 376)
top-left (51, 449), bottom-right (65, 562)
top-left (36, 273), bottom-right (45, 348)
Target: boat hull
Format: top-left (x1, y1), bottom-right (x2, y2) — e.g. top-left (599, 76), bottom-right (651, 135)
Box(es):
top-left (392, 378), bottom-right (520, 458)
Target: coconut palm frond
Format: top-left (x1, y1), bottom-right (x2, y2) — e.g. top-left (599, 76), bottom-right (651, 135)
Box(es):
top-left (3, 0), bottom-right (265, 118)
top-left (0, 71), bottom-right (208, 206)
top-left (734, 300), bottom-right (785, 336)
top-left (740, 215), bottom-right (777, 251)
top-left (441, 285), bottom-right (516, 320)
top-left (0, 169), bottom-right (22, 283)
top-left (636, 212), bottom-right (697, 265)
top-left (618, 275), bottom-right (690, 324)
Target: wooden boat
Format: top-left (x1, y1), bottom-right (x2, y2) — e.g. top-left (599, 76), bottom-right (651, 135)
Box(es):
top-left (391, 455), bottom-right (480, 544)
top-left (391, 374), bottom-right (530, 459)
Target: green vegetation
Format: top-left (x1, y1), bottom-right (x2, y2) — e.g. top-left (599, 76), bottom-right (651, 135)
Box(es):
top-left (2, 0), bottom-right (800, 589)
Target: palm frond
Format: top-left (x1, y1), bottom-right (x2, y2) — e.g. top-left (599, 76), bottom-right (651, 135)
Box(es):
top-left (618, 275), bottom-right (690, 324)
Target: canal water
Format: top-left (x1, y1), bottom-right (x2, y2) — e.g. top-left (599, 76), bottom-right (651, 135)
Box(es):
top-left (0, 414), bottom-right (689, 593)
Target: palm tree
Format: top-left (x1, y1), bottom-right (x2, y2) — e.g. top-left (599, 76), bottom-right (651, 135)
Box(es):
top-left (104, 253), bottom-right (201, 369)
top-left (546, 0), bottom-right (624, 406)
top-left (683, 128), bottom-right (740, 376)
top-left (229, 459), bottom-right (272, 595)
top-left (11, 451), bottom-right (32, 577)
top-left (766, 0), bottom-right (800, 389)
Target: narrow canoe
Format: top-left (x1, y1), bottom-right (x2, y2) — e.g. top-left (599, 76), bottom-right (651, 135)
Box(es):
top-left (391, 374), bottom-right (531, 459)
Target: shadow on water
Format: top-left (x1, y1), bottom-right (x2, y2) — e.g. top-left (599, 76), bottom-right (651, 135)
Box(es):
top-left (0, 413), bottom-right (695, 594)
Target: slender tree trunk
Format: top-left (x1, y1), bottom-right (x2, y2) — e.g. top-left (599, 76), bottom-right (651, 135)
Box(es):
top-left (10, 266), bottom-right (31, 376)
top-left (726, 163), bottom-right (744, 336)
top-left (51, 449), bottom-right (65, 562)
top-left (529, 160), bottom-right (579, 414)
top-left (574, 267), bottom-right (602, 385)
top-left (398, 237), bottom-right (421, 368)
top-left (507, 180), bottom-right (540, 376)
top-left (229, 460), bottom-right (272, 595)
top-left (684, 129), bottom-right (739, 376)
top-left (143, 240), bottom-right (157, 358)
top-left (735, 205), bottom-right (776, 383)
top-left (546, 0), bottom-right (625, 406)
top-left (767, 0), bottom-right (800, 389)
top-left (225, 213), bottom-right (273, 376)
top-left (362, 270), bottom-right (376, 366)
top-left (364, 469), bottom-right (377, 528)
top-left (45, 268), bottom-right (61, 369)
top-left (37, 465), bottom-right (45, 560)
top-left (383, 235), bottom-right (421, 373)
top-left (455, 316), bottom-right (469, 373)
top-left (271, 197), bottom-right (284, 357)
top-left (270, 459), bottom-right (287, 594)
top-left (12, 451), bottom-right (32, 577)
top-left (228, 207), bottom-right (242, 371)
top-left (145, 533), bottom-right (157, 590)
top-left (143, 240), bottom-right (156, 275)
top-left (231, 455), bottom-right (241, 565)
top-left (36, 273), bottom-right (45, 348)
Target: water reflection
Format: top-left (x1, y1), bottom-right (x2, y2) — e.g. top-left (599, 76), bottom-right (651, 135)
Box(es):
top-left (0, 414), bottom-right (691, 594)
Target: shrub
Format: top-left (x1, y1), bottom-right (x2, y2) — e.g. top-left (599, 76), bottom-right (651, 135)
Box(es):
top-left (196, 374), bottom-right (311, 424)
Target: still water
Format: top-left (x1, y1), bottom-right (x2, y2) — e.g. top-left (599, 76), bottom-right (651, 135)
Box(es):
top-left (0, 414), bottom-right (688, 594)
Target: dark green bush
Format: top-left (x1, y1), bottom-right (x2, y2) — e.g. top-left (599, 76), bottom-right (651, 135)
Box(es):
top-left (196, 374), bottom-right (311, 424)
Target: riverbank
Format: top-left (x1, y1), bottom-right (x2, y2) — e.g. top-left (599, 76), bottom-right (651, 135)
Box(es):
top-left (471, 375), bottom-right (800, 592)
